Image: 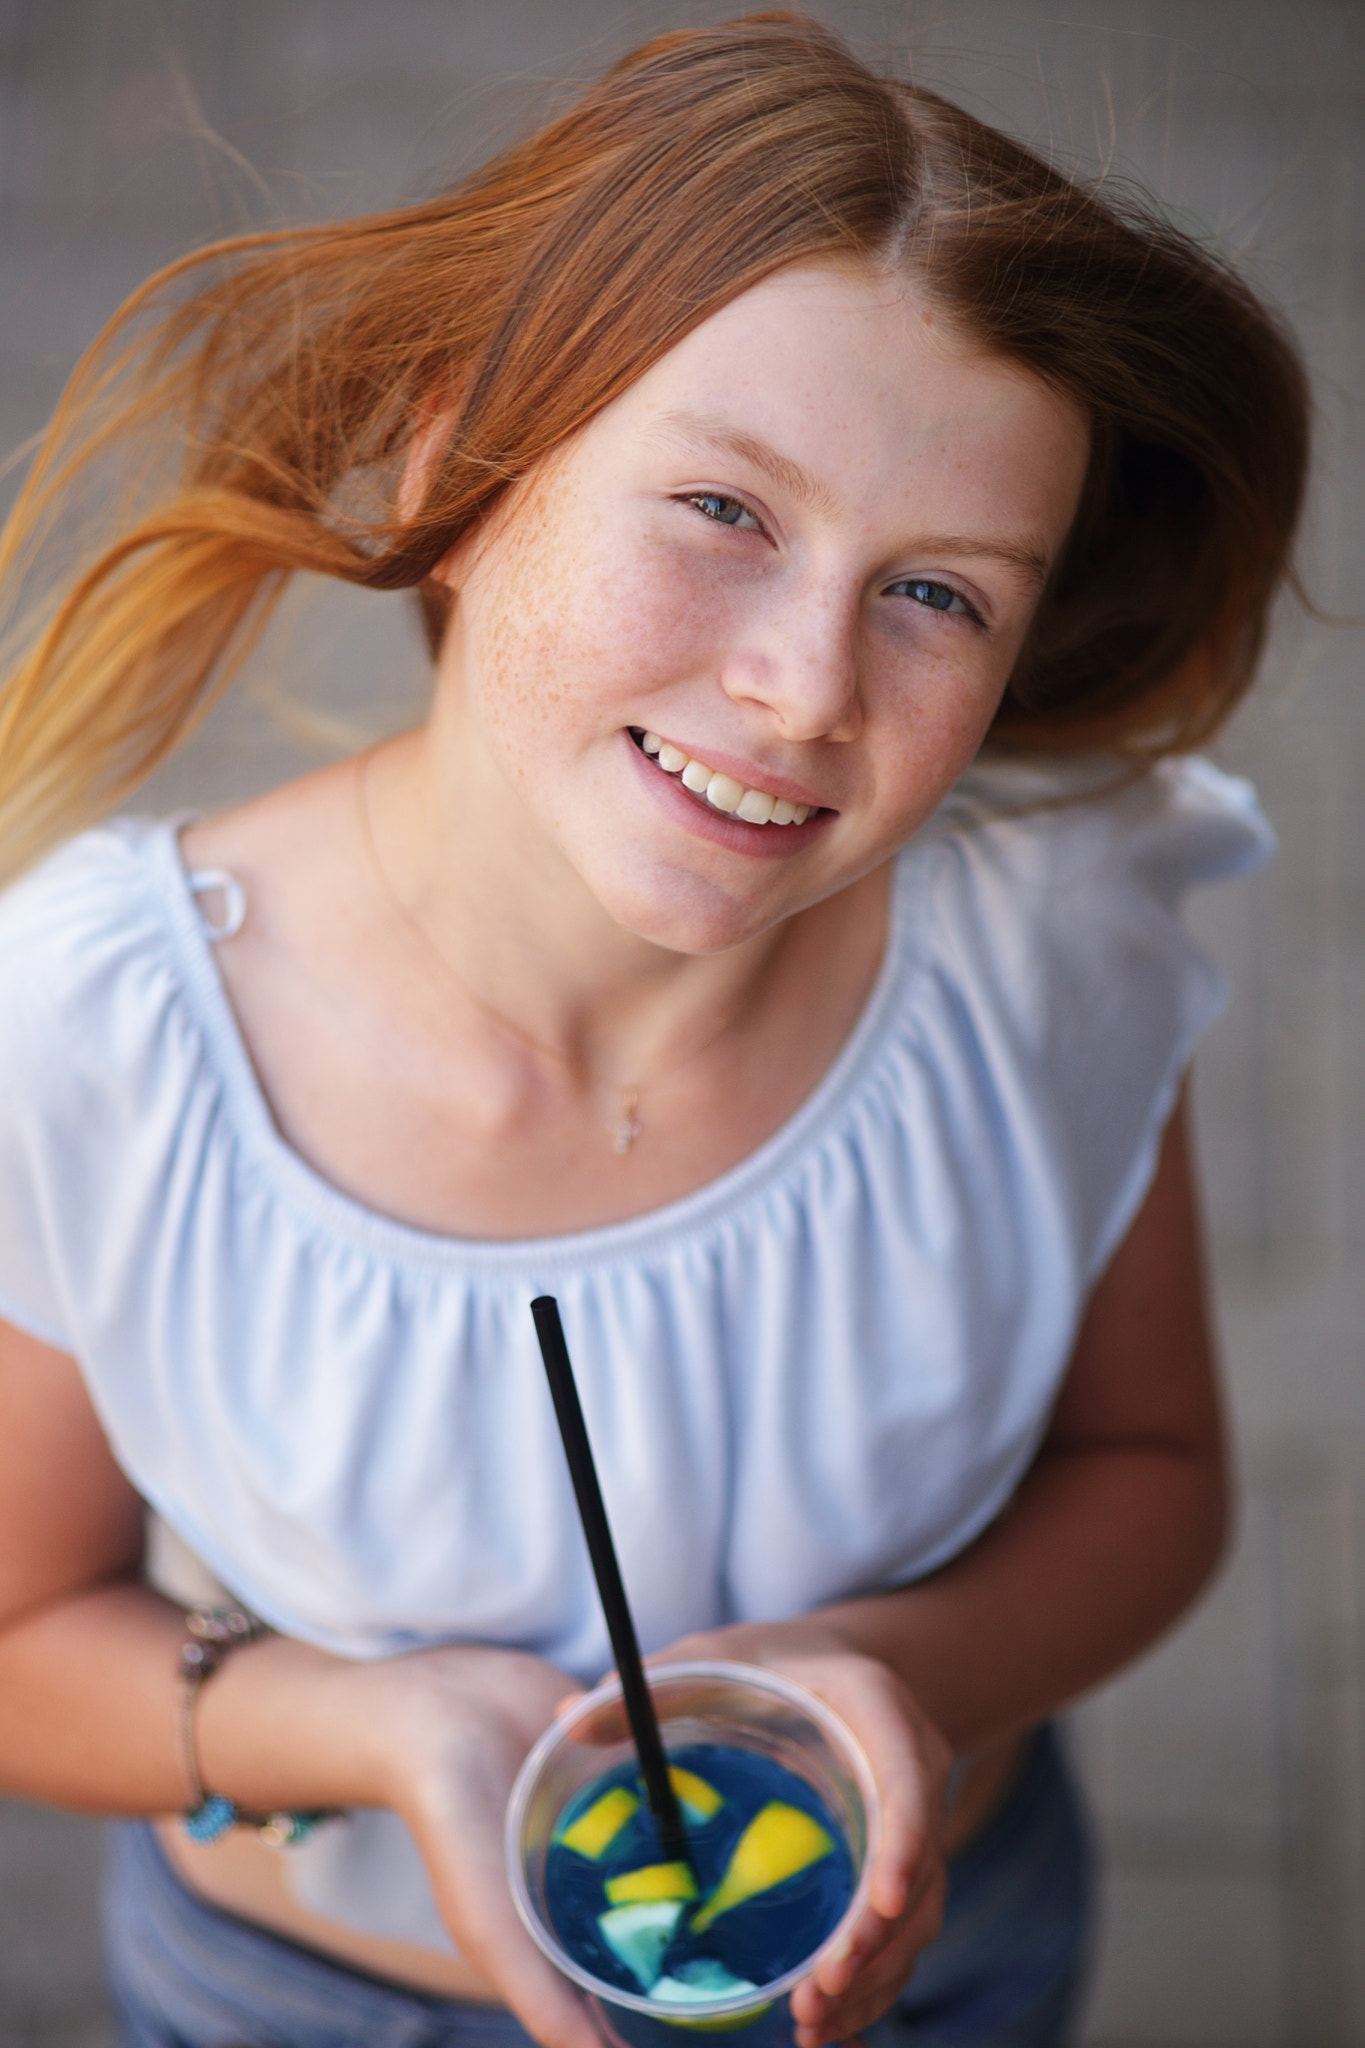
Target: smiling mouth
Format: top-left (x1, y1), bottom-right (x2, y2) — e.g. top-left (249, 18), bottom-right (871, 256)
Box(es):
top-left (629, 730), bottom-right (819, 826)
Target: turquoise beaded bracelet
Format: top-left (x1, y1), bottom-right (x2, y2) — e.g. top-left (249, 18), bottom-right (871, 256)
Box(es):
top-left (178, 1604), bottom-right (330, 1847)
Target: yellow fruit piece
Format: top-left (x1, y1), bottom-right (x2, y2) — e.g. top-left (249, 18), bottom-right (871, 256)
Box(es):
top-left (690, 1802), bottom-right (834, 1933)
top-left (558, 1786), bottom-right (640, 1859)
top-left (606, 1861), bottom-right (698, 1905)
top-left (657, 2005), bottom-right (774, 2033)
top-left (669, 1766), bottom-right (723, 1820)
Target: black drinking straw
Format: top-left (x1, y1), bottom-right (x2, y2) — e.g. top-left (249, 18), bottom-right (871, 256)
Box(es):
top-left (530, 1294), bottom-right (691, 1869)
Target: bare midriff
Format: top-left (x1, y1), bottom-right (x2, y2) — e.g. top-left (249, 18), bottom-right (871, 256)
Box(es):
top-left (155, 1734), bottom-right (1027, 1999)
top-left (156, 1819), bottom-right (499, 1997)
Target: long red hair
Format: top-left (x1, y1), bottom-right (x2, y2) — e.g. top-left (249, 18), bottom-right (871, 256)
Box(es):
top-left (0, 12), bottom-right (1309, 881)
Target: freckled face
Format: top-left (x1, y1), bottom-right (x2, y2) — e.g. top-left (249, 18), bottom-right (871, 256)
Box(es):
top-left (432, 261), bottom-right (1090, 954)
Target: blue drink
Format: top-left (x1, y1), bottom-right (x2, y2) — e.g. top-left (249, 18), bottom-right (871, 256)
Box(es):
top-left (546, 1743), bottom-right (855, 2007)
top-left (507, 1663), bottom-right (878, 2048)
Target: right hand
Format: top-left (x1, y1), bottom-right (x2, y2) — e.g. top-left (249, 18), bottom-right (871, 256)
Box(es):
top-left (365, 1643), bottom-right (601, 2048)
top-left (200, 1630), bottom-right (598, 2048)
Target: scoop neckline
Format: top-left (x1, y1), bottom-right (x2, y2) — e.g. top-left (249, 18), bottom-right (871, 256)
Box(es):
top-left (148, 819), bottom-right (932, 1274)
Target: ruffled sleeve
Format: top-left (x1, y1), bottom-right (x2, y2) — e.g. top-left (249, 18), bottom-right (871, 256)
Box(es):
top-left (934, 753), bottom-right (1273, 1288)
top-left (0, 840), bottom-right (100, 1351)
top-left (0, 820), bottom-right (204, 1360)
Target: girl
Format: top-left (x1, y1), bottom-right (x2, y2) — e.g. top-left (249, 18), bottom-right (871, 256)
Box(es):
top-left (0, 16), bottom-right (1307, 2048)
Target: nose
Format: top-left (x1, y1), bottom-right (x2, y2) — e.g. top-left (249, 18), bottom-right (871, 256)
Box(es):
top-left (718, 577), bottom-right (863, 744)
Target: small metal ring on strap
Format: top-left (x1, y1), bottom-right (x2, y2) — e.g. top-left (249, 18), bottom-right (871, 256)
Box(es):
top-left (188, 868), bottom-right (247, 942)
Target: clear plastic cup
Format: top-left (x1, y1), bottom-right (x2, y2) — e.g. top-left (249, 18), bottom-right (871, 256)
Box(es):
top-left (506, 1660), bottom-right (880, 2048)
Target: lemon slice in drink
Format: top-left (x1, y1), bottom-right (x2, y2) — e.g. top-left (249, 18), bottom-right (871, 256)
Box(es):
top-left (690, 1802), bottom-right (834, 1933)
top-left (558, 1786), bottom-right (639, 1859)
top-left (606, 1862), bottom-right (698, 1905)
top-left (669, 1766), bottom-right (723, 1824)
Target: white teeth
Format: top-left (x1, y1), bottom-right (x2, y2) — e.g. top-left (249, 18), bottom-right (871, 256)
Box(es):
top-left (705, 773), bottom-right (745, 815)
top-left (639, 732), bottom-right (816, 826)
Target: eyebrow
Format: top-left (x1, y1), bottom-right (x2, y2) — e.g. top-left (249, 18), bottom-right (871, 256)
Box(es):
top-left (651, 409), bottom-right (839, 518)
top-left (650, 408), bottom-right (1053, 592)
top-left (907, 534), bottom-right (1051, 591)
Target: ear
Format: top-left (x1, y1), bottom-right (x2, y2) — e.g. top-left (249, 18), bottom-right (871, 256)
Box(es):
top-left (398, 395), bottom-right (457, 524)
top-left (399, 396), bottom-right (471, 597)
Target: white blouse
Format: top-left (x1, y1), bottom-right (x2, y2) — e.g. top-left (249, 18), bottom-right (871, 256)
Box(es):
top-left (0, 752), bottom-right (1269, 1947)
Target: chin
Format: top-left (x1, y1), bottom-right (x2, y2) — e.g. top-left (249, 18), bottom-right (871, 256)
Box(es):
top-left (590, 868), bottom-right (781, 956)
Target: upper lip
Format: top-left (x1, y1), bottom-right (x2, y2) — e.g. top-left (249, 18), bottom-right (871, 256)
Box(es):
top-left (631, 729), bottom-right (832, 813)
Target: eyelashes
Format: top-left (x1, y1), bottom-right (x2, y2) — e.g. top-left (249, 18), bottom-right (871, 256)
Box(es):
top-left (887, 577), bottom-right (982, 625)
top-left (685, 490), bottom-right (762, 531)
top-left (681, 492), bottom-right (985, 626)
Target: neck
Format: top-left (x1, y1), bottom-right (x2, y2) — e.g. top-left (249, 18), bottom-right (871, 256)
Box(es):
top-left (360, 726), bottom-right (791, 1089)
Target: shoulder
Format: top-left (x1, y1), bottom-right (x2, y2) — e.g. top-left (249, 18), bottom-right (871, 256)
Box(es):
top-left (0, 817), bottom-right (173, 1026)
top-left (0, 813), bottom-right (203, 1125)
top-left (907, 753), bottom-right (1272, 994)
top-left (0, 818), bottom-right (181, 1062)
top-left (927, 751), bottom-right (1273, 897)
top-left (0, 818), bottom-right (192, 1349)
top-left (882, 753), bottom-right (1271, 1280)
top-left (915, 746), bottom-right (1273, 1007)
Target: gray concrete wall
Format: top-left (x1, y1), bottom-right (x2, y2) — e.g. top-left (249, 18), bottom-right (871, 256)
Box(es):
top-left (1, 4), bottom-right (1361, 2042)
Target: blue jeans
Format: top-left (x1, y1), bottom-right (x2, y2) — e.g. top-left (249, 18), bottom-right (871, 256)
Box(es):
top-left (104, 1726), bottom-right (1090, 2048)
top-left (864, 1725), bottom-right (1092, 2047)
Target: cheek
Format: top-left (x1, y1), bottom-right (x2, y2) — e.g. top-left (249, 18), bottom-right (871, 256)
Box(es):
top-left (861, 638), bottom-right (1006, 829)
top-left (875, 619), bottom-right (1011, 742)
top-left (468, 523), bottom-right (725, 745)
top-left (457, 496), bottom-right (603, 743)
top-left (609, 535), bottom-right (741, 675)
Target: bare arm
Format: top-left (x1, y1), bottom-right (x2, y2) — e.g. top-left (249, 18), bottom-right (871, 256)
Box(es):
top-left (0, 1327), bottom-right (180, 1809)
top-left (0, 1324), bottom-right (597, 2048)
top-left (812, 1085), bottom-right (1226, 1747)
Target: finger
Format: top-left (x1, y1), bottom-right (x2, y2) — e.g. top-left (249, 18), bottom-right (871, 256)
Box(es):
top-left (789, 1803), bottom-right (945, 2013)
top-left (768, 1657), bottom-right (948, 1922)
top-left (437, 1859), bottom-right (603, 2048)
top-left (806, 1859), bottom-right (939, 1998)
top-left (853, 1713), bottom-right (944, 1923)
top-left (417, 1772), bottom-right (604, 2048)
top-left (794, 1859), bottom-right (945, 2006)
top-left (791, 1883), bottom-right (945, 2047)
top-left (490, 1948), bottom-right (601, 2048)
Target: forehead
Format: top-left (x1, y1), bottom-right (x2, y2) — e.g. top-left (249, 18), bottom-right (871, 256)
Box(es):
top-left (595, 260), bottom-right (1090, 536)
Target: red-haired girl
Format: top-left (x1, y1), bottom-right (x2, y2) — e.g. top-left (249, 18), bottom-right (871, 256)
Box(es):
top-left (0, 17), bottom-right (1306, 2047)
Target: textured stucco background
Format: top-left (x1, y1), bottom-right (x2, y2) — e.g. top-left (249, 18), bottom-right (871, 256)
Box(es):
top-left (0, 4), bottom-right (1361, 2042)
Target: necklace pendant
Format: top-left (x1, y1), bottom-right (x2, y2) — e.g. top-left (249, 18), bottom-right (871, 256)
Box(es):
top-left (611, 1088), bottom-right (643, 1154)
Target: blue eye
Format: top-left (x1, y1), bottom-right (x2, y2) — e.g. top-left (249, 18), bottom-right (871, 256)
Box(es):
top-left (687, 492), bottom-right (760, 530)
top-left (900, 578), bottom-right (970, 614)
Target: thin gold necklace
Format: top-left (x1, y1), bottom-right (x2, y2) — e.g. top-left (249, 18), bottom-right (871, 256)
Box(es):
top-left (354, 752), bottom-right (754, 1154)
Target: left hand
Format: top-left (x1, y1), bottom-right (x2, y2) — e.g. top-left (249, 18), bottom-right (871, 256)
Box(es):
top-left (649, 1621), bottom-right (953, 2048)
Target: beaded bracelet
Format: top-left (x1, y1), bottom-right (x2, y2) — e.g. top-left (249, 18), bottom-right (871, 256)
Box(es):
top-left (178, 1604), bottom-right (330, 1846)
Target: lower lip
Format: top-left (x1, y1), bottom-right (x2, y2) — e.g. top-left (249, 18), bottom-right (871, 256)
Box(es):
top-left (625, 736), bottom-right (831, 859)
